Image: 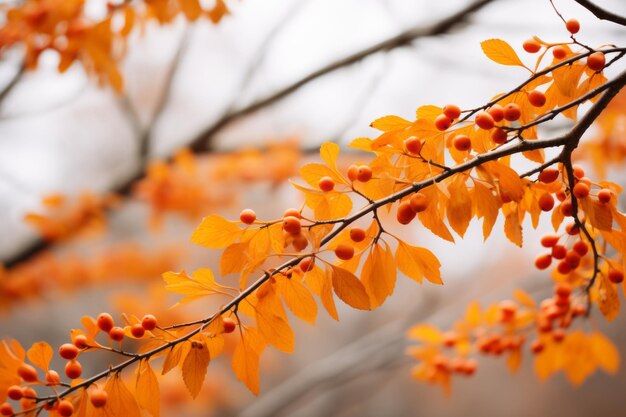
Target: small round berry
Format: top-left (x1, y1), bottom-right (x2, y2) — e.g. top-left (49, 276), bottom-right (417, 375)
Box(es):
top-left (442, 104), bottom-right (462, 120)
top-left (282, 216), bottom-right (302, 235)
top-left (565, 223), bottom-right (579, 236)
top-left (587, 51), bottom-right (606, 71)
top-left (573, 241), bottom-right (589, 257)
top-left (239, 209), bottom-right (256, 225)
top-left (434, 114), bottom-right (451, 131)
top-left (552, 245), bottom-right (567, 260)
top-left (523, 38), bottom-right (541, 53)
top-left (17, 364), bottom-right (38, 382)
top-left (491, 128), bottom-right (508, 144)
top-left (538, 168), bottom-right (559, 183)
top-left (565, 251), bottom-right (581, 269)
top-left (461, 359), bottom-right (478, 376)
top-left (528, 90), bottom-right (546, 107)
top-left (130, 324), bottom-right (145, 338)
top-left (608, 269), bottom-right (624, 284)
top-left (499, 300), bottom-right (517, 322)
top-left (90, 389), bottom-right (108, 408)
top-left (59, 343), bottom-right (79, 360)
top-left (560, 200), bottom-right (573, 216)
top-left (555, 282), bottom-right (573, 298)
top-left (0, 403), bottom-right (13, 417)
top-left (531, 340), bottom-right (545, 354)
top-left (475, 111), bottom-right (495, 130)
top-left (557, 260), bottom-right (572, 275)
top-left (488, 105), bottom-right (505, 122)
top-left (503, 103), bottom-right (521, 121)
top-left (598, 188), bottom-right (612, 203)
top-left (573, 165), bottom-right (585, 179)
top-left (350, 227), bottom-right (366, 242)
top-left (356, 165), bottom-right (372, 182)
top-left (538, 193), bottom-right (555, 212)
top-left (540, 234), bottom-right (559, 248)
top-left (65, 360), bottom-right (82, 380)
top-left (223, 317), bottom-right (237, 333)
top-left (46, 370), bottom-right (60, 385)
top-left (404, 137), bottom-right (423, 154)
top-left (318, 176), bottom-right (335, 192)
top-left (299, 257), bottom-right (315, 272)
top-left (7, 385), bottom-right (23, 401)
top-left (409, 192), bottom-right (429, 213)
top-left (552, 45), bottom-right (567, 59)
top-left (109, 327), bottom-right (125, 342)
top-left (347, 165), bottom-right (359, 182)
top-left (396, 201), bottom-right (416, 225)
top-left (96, 313), bottom-right (114, 333)
top-left (535, 254), bottom-right (552, 270)
top-left (334, 244), bottom-right (355, 260)
top-left (283, 208), bottom-right (301, 219)
top-left (453, 135), bottom-right (471, 152)
top-left (573, 182), bottom-right (590, 199)
top-left (292, 233), bottom-right (309, 252)
top-left (58, 400), bottom-right (74, 417)
top-left (73, 335), bottom-right (88, 349)
top-left (141, 314), bottom-right (158, 331)
top-left (566, 18), bottom-right (580, 34)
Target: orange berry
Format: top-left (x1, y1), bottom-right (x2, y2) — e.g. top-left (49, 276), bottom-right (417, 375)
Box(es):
top-left (556, 190), bottom-right (567, 202)
top-left (7, 385), bottom-right (23, 401)
top-left (283, 208), bottom-right (301, 219)
top-left (538, 168), bottom-right (559, 183)
top-left (452, 135), bottom-right (471, 151)
top-left (46, 370), bottom-right (60, 385)
top-left (530, 340), bottom-right (544, 354)
top-left (540, 234), bottom-right (559, 248)
top-left (475, 111), bottom-right (495, 130)
top-left (487, 105), bottom-right (504, 122)
top-left (90, 390), bottom-right (108, 408)
top-left (565, 251), bottom-right (581, 269)
top-left (552, 245), bottom-right (567, 260)
top-left (461, 359), bottom-right (478, 376)
top-left (528, 90), bottom-right (546, 107)
top-left (65, 360), bottom-right (82, 380)
top-left (572, 182), bottom-right (590, 199)
top-left (538, 193), bottom-right (555, 211)
top-left (409, 192), bottom-right (429, 213)
top-left (318, 176), bottom-right (335, 192)
top-left (141, 314), bottom-right (158, 331)
top-left (334, 243), bottom-right (355, 260)
top-left (442, 104), bottom-right (461, 120)
top-left (572, 240), bottom-right (588, 256)
top-left (442, 331), bottom-right (457, 348)
top-left (58, 400), bottom-right (74, 417)
top-left (347, 165), bottom-right (359, 181)
top-left (17, 364), bottom-right (38, 382)
top-left (239, 209), bottom-right (256, 225)
top-left (566, 18), bottom-right (580, 34)
top-left (350, 227), bottom-right (366, 242)
top-left (299, 257), bottom-right (314, 272)
top-left (222, 317), bottom-right (237, 333)
top-left (560, 200), bottom-right (573, 216)
top-left (396, 201), bottom-right (416, 225)
top-left (491, 127), bottom-right (508, 144)
top-left (292, 233), bottom-right (308, 251)
top-left (523, 38), bottom-right (541, 53)
top-left (608, 269), bottom-right (624, 284)
top-left (59, 343), bottom-right (79, 360)
top-left (0, 403), bottom-right (13, 416)
top-left (598, 188), bottom-right (612, 203)
top-left (73, 335), bottom-right (88, 349)
top-left (109, 327), bottom-right (125, 342)
top-left (499, 300), bottom-right (517, 322)
top-left (96, 313), bottom-right (114, 333)
top-left (565, 222), bottom-right (579, 236)
top-left (130, 324), bottom-right (145, 338)
top-left (282, 216), bottom-right (302, 235)
top-left (572, 304), bottom-right (587, 317)
top-left (356, 165), bottom-right (372, 182)
top-left (434, 114), bottom-right (451, 131)
top-left (552, 45), bottom-right (567, 59)
top-left (404, 137), bottom-right (423, 154)
top-left (535, 254), bottom-right (552, 270)
top-left (503, 103), bottom-right (521, 121)
top-left (573, 165), bottom-right (585, 179)
top-left (557, 260), bottom-right (572, 275)
top-left (587, 51), bottom-right (606, 71)
top-left (553, 328), bottom-right (566, 343)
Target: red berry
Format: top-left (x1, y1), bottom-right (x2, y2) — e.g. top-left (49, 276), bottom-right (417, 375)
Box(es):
top-left (572, 240), bottom-right (588, 256)
top-left (65, 360), bottom-right (82, 379)
top-left (409, 192), bottom-right (429, 213)
top-left (223, 317), bottom-right (237, 333)
top-left (523, 38), bottom-right (541, 53)
top-left (555, 282), bottom-right (573, 298)
top-left (540, 234), bottom-right (560, 248)
top-left (239, 209), bottom-right (256, 225)
top-left (538, 193), bottom-right (555, 211)
top-left (283, 216), bottom-right (302, 235)
top-left (598, 188), bottom-right (612, 203)
top-left (453, 135), bottom-right (471, 151)
top-left (96, 313), bottom-right (114, 333)
top-left (334, 244), bottom-right (355, 260)
top-left (404, 137), bottom-right (423, 154)
top-left (7, 385), bottom-right (23, 401)
top-left (587, 51), bottom-right (606, 71)
top-left (130, 324), bottom-right (145, 338)
top-left (573, 182), bottom-right (590, 199)
top-left (503, 103), bottom-right (521, 121)
top-left (488, 105), bottom-right (504, 122)
top-left (59, 343), bottom-right (79, 360)
top-left (552, 45), bottom-right (567, 59)
top-left (535, 254), bottom-right (552, 270)
top-left (73, 335), bottom-right (88, 349)
top-left (141, 314), bottom-right (158, 331)
top-left (573, 165), bottom-right (585, 179)
top-left (434, 114), bottom-right (452, 131)
top-left (538, 168), bottom-right (559, 183)
top-left (0, 403), bottom-right (13, 416)
top-left (443, 104), bottom-right (461, 120)
top-left (356, 165), bottom-right (372, 182)
top-left (347, 165), bottom-right (359, 182)
top-left (299, 257), bottom-right (314, 272)
top-left (528, 90), bottom-right (546, 107)
top-left (609, 269), bottom-right (624, 284)
top-left (17, 364), bottom-right (38, 382)
top-left (90, 389), bottom-right (108, 408)
top-left (318, 176), bottom-right (335, 192)
top-left (58, 400), bottom-right (74, 417)
top-left (475, 112), bottom-right (495, 130)
top-left (396, 201), bottom-right (416, 225)
top-left (552, 245), bottom-right (567, 260)
top-left (491, 128), bottom-right (508, 144)
top-left (531, 340), bottom-right (544, 354)
top-left (566, 18), bottom-right (580, 34)
top-left (109, 327), bottom-right (125, 342)
top-left (350, 228), bottom-right (366, 242)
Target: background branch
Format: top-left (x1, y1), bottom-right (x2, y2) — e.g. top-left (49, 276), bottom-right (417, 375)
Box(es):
top-left (574, 0), bottom-right (626, 26)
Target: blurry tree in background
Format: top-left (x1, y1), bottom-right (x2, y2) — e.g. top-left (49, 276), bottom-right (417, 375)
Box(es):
top-left (1, 0), bottom-right (626, 416)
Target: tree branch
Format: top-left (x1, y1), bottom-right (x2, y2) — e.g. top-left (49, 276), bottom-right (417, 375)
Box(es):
top-left (574, 0), bottom-right (626, 26)
top-left (0, 61), bottom-right (25, 110)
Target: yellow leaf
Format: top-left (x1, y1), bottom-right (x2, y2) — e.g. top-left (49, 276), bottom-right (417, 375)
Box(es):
top-left (370, 115), bottom-right (412, 132)
top-left (562, 331), bottom-right (596, 385)
top-left (513, 288), bottom-right (536, 308)
top-left (415, 105), bottom-right (442, 120)
top-left (191, 215), bottom-right (242, 248)
top-left (481, 39), bottom-right (525, 67)
top-left (406, 324), bottom-right (442, 343)
top-left (396, 241), bottom-right (442, 285)
top-left (306, 266), bottom-right (339, 320)
top-left (473, 182), bottom-right (500, 240)
top-left (597, 274), bottom-right (620, 321)
top-left (232, 328), bottom-right (266, 395)
top-left (162, 269), bottom-right (225, 306)
top-left (464, 301), bottom-right (481, 326)
top-left (26, 342), bottom-right (52, 371)
top-left (331, 266), bottom-right (370, 310)
top-left (162, 343), bottom-right (189, 375)
top-left (320, 142), bottom-right (341, 174)
top-left (182, 341), bottom-right (211, 399)
top-left (255, 284), bottom-right (295, 352)
top-left (299, 163), bottom-right (345, 189)
top-left (220, 242), bottom-right (250, 276)
top-left (277, 276), bottom-right (318, 324)
top-left (580, 198), bottom-right (613, 231)
top-left (506, 349), bottom-right (522, 373)
top-left (135, 361), bottom-right (160, 417)
top-left (417, 187), bottom-right (455, 242)
top-left (504, 210), bottom-right (523, 247)
top-left (592, 331), bottom-right (620, 374)
top-left (103, 373), bottom-right (141, 417)
top-left (362, 244), bottom-right (396, 308)
top-left (446, 176), bottom-right (472, 238)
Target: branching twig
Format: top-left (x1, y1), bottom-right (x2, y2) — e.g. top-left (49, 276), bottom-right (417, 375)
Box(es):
top-left (0, 61), bottom-right (25, 109)
top-left (574, 0), bottom-right (626, 27)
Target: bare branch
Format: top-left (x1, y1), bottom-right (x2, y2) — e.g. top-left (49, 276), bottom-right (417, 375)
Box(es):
top-left (574, 0), bottom-right (626, 26)
top-left (0, 61), bottom-right (25, 110)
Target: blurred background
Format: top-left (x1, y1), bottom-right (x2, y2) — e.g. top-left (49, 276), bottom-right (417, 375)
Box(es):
top-left (1, 0), bottom-right (626, 416)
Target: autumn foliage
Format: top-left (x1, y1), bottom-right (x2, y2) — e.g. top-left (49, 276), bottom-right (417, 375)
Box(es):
top-left (1, 1), bottom-right (626, 416)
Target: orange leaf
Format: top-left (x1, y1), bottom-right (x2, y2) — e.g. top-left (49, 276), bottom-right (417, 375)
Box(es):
top-left (361, 243), bottom-right (396, 308)
top-left (370, 115), bottom-right (412, 132)
top-left (277, 276), bottom-right (318, 324)
top-left (592, 331), bottom-right (620, 374)
top-left (330, 265), bottom-right (370, 310)
top-left (182, 341), bottom-right (211, 399)
top-left (26, 342), bottom-right (52, 371)
top-left (406, 324), bottom-right (442, 343)
top-left (480, 39), bottom-right (525, 67)
top-left (103, 373), bottom-right (141, 417)
top-left (395, 241), bottom-right (442, 285)
top-left (191, 215), bottom-right (242, 248)
top-left (232, 328), bottom-right (265, 395)
top-left (135, 361), bottom-right (160, 417)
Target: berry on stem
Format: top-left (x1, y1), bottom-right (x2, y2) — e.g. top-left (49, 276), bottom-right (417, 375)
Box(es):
top-left (475, 112), bottom-right (495, 130)
top-left (587, 52), bottom-right (606, 71)
top-left (356, 165), bottom-right (372, 182)
top-left (96, 313), bottom-right (114, 333)
top-left (538, 168), bottom-right (559, 183)
top-left (141, 314), bottom-right (158, 331)
top-left (503, 103), bottom-right (521, 121)
top-left (443, 104), bottom-right (461, 120)
top-left (318, 176), bottom-right (335, 192)
top-left (131, 324), bottom-right (145, 338)
top-left (65, 360), bottom-right (82, 379)
top-left (58, 400), bottom-right (74, 417)
top-left (239, 209), bottom-right (256, 225)
top-left (434, 114), bottom-right (452, 131)
top-left (528, 90), bottom-right (546, 107)
top-left (350, 227), bottom-right (366, 242)
top-left (523, 38), bottom-right (541, 53)
top-left (409, 192), bottom-right (429, 213)
top-left (397, 201), bottom-right (416, 225)
top-left (566, 18), bottom-right (580, 34)
top-left (335, 244), bottom-right (355, 260)
top-left (59, 343), bottom-right (79, 360)
top-left (283, 216), bottom-right (302, 235)
top-left (109, 327), bottom-right (125, 342)
top-left (404, 137), bottom-right (423, 155)
top-left (538, 193), bottom-right (555, 212)
top-left (223, 317), bottom-right (237, 333)
top-left (17, 364), bottom-right (38, 382)
top-left (453, 135), bottom-right (471, 152)
top-left (90, 389), bottom-right (108, 408)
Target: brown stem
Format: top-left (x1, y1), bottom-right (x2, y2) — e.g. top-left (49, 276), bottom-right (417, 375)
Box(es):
top-left (574, 0), bottom-right (626, 26)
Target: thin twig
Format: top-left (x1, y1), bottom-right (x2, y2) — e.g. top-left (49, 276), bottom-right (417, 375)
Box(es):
top-left (574, 0), bottom-right (626, 26)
